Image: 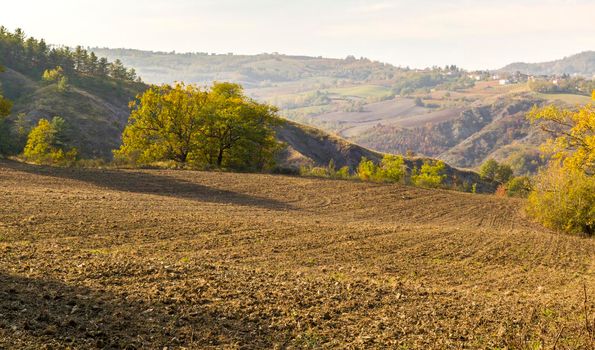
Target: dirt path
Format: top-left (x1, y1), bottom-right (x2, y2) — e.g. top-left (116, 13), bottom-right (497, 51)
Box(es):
top-left (0, 160), bottom-right (593, 349)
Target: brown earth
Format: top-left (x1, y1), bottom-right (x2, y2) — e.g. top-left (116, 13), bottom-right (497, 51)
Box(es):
top-left (0, 160), bottom-right (593, 349)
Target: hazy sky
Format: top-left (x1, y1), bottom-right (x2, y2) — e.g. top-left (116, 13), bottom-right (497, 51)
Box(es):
top-left (2, 0), bottom-right (594, 69)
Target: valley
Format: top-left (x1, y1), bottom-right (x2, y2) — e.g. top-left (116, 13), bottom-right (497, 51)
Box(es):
top-left (92, 49), bottom-right (595, 170)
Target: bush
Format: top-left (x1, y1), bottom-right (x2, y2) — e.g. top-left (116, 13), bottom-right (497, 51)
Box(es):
top-left (527, 164), bottom-right (594, 235)
top-left (299, 160), bottom-right (352, 180)
top-left (334, 166), bottom-right (351, 179)
top-left (479, 159), bottom-right (513, 183)
top-left (526, 93), bottom-right (594, 235)
top-left (411, 160), bottom-right (446, 188)
top-left (506, 176), bottom-right (533, 198)
top-left (357, 157), bottom-right (377, 181)
top-left (378, 155), bottom-right (405, 183)
top-left (24, 117), bottom-right (78, 165)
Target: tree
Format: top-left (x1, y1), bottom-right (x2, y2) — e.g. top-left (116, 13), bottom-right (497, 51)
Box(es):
top-left (506, 176), bottom-right (532, 198)
top-left (528, 92), bottom-right (595, 175)
top-left (115, 82), bottom-right (281, 170)
top-left (97, 57), bottom-right (109, 76)
top-left (411, 160), bottom-right (446, 188)
top-left (115, 83), bottom-right (209, 164)
top-left (109, 59), bottom-right (128, 80)
top-left (357, 157), bottom-right (377, 181)
top-left (479, 159), bottom-right (513, 183)
top-left (527, 164), bottom-right (594, 234)
top-left (24, 117), bottom-right (77, 164)
top-left (526, 91), bottom-right (595, 234)
top-left (479, 159), bottom-right (499, 180)
top-left (42, 66), bottom-right (69, 92)
top-left (378, 155), bottom-right (405, 182)
top-left (203, 82), bottom-right (280, 169)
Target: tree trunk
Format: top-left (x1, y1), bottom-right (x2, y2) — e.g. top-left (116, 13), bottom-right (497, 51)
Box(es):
top-left (217, 148), bottom-right (224, 167)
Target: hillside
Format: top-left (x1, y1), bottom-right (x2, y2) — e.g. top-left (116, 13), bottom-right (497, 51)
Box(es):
top-left (4, 34), bottom-right (588, 175)
top-left (353, 92), bottom-right (549, 169)
top-left (90, 49), bottom-right (400, 87)
top-left (1, 160), bottom-right (593, 348)
top-left (0, 67), bottom-right (144, 158)
top-left (0, 28), bottom-right (147, 158)
top-left (0, 32), bottom-right (493, 188)
top-left (91, 48), bottom-right (595, 172)
top-left (500, 51), bottom-right (595, 77)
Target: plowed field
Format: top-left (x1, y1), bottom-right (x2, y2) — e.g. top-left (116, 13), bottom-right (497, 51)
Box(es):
top-left (0, 160), bottom-right (593, 349)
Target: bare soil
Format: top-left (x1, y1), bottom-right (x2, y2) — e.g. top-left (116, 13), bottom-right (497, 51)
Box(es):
top-left (0, 160), bottom-right (593, 349)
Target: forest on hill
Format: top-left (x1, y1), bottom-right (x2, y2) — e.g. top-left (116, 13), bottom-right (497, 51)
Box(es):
top-left (500, 51), bottom-right (595, 77)
top-left (0, 27), bottom-right (146, 158)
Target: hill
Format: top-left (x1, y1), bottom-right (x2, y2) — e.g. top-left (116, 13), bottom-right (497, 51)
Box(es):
top-left (500, 51), bottom-right (595, 77)
top-left (0, 29), bottom-right (493, 189)
top-left (0, 67), bottom-right (144, 158)
top-left (1, 160), bottom-right (593, 348)
top-left (90, 48), bottom-right (400, 87)
top-left (0, 27), bottom-right (147, 158)
top-left (92, 48), bottom-right (595, 172)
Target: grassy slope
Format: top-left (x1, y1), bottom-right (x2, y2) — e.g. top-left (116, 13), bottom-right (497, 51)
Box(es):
top-left (0, 68), bottom-right (145, 158)
top-left (0, 160), bottom-right (593, 348)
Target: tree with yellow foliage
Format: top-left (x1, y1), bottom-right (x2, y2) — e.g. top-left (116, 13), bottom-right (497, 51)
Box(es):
top-left (24, 117), bottom-right (78, 164)
top-left (114, 82), bottom-right (281, 171)
top-left (526, 91), bottom-right (595, 234)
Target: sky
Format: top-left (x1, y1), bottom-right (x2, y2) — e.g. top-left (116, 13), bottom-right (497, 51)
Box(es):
top-left (1, 0), bottom-right (594, 70)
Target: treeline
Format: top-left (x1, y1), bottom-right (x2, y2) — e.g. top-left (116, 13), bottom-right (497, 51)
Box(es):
top-left (300, 156), bottom-right (447, 188)
top-left (392, 69), bottom-right (474, 96)
top-left (528, 77), bottom-right (595, 96)
top-left (0, 27), bottom-right (139, 82)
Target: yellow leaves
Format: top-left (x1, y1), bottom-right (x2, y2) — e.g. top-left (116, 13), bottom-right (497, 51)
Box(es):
top-left (527, 163), bottom-right (595, 234)
top-left (116, 82), bottom-right (280, 170)
top-left (529, 96), bottom-right (595, 175)
top-left (0, 95), bottom-right (12, 117)
top-left (527, 90), bottom-right (595, 234)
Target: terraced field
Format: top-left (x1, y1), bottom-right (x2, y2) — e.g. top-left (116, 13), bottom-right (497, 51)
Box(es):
top-left (0, 160), bottom-right (593, 349)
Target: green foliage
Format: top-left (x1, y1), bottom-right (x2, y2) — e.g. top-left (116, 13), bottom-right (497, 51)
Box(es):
top-left (528, 77), bottom-right (595, 96)
top-left (115, 82), bottom-right (281, 171)
top-left (411, 160), bottom-right (446, 188)
top-left (300, 160), bottom-right (352, 180)
top-left (378, 155), bottom-right (405, 183)
top-left (0, 94), bottom-right (11, 118)
top-left (527, 164), bottom-right (594, 234)
top-left (42, 66), bottom-right (70, 92)
top-left (42, 66), bottom-right (64, 82)
top-left (0, 27), bottom-right (140, 83)
top-left (357, 157), bottom-right (377, 181)
top-left (527, 93), bottom-right (595, 234)
top-left (505, 148), bottom-right (546, 175)
top-left (24, 117), bottom-right (78, 165)
top-left (335, 166), bottom-right (351, 179)
top-left (479, 159), bottom-right (513, 183)
top-left (506, 176), bottom-right (533, 198)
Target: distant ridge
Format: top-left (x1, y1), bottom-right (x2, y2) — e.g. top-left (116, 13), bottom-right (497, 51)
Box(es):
top-left (499, 51), bottom-right (595, 77)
